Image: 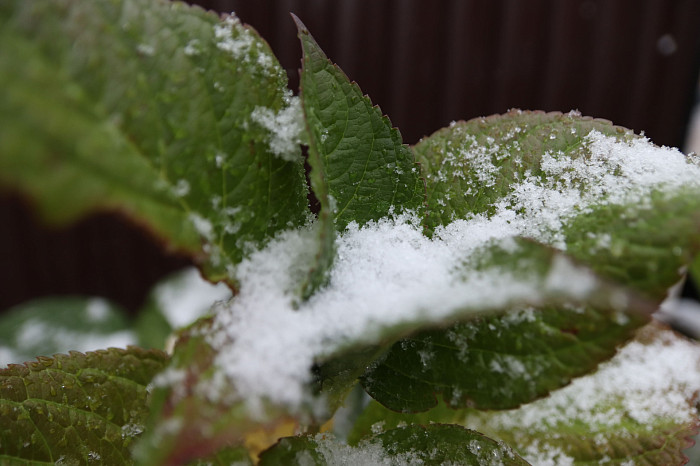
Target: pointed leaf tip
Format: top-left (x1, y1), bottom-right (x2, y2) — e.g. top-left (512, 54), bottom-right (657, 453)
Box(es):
top-left (290, 13), bottom-right (308, 35)
top-left (296, 16), bottom-right (424, 230)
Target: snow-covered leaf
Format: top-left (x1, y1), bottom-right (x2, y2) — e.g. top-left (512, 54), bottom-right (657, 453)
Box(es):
top-left (0, 0), bottom-right (310, 286)
top-left (350, 323), bottom-right (700, 465)
top-left (352, 111), bottom-right (700, 414)
top-left (415, 111), bottom-right (700, 300)
top-left (0, 347), bottom-right (168, 464)
top-left (259, 424), bottom-right (528, 465)
top-left (139, 228), bottom-right (652, 462)
top-left (359, 304), bottom-right (648, 412)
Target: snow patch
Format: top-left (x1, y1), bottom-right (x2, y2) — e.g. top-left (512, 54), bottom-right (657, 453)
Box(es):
top-left (250, 95), bottom-right (305, 162)
top-left (154, 267), bottom-right (231, 329)
top-left (85, 298), bottom-right (110, 322)
top-left (213, 13), bottom-right (276, 75)
top-left (201, 214), bottom-right (605, 417)
top-left (464, 326), bottom-right (700, 463)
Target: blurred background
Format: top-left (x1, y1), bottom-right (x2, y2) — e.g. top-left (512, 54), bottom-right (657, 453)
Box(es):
top-left (1, 0), bottom-right (700, 315)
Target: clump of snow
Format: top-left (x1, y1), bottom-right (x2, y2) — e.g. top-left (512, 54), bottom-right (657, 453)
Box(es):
top-left (544, 255), bottom-right (597, 298)
top-left (121, 423), bottom-right (145, 440)
top-left (464, 325), bottom-right (700, 463)
top-left (183, 39), bottom-right (200, 57)
top-left (214, 15), bottom-right (254, 59)
top-left (214, 151), bottom-right (227, 168)
top-left (172, 179), bottom-right (190, 198)
top-left (213, 14), bottom-right (276, 74)
top-left (520, 441), bottom-right (574, 466)
top-left (189, 213), bottom-right (214, 240)
top-left (308, 434), bottom-right (416, 465)
top-left (188, 212), bottom-right (227, 267)
top-left (250, 95), bottom-right (305, 162)
top-left (200, 213), bottom-right (611, 417)
top-left (136, 43), bottom-right (155, 56)
top-left (288, 433), bottom-right (434, 466)
top-left (289, 431), bottom-right (517, 465)
top-left (85, 298), bottom-right (110, 322)
top-left (153, 267), bottom-right (231, 329)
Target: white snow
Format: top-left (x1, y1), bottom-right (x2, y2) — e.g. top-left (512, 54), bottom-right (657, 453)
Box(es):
top-left (172, 179), bottom-right (190, 198)
top-left (189, 213), bottom-right (214, 240)
top-left (213, 13), bottom-right (276, 75)
top-left (183, 39), bottom-right (200, 57)
top-left (85, 298), bottom-right (111, 322)
top-left (201, 213), bottom-right (612, 417)
top-left (428, 128), bottom-right (700, 249)
top-left (214, 16), bottom-right (254, 60)
top-left (153, 267), bottom-right (232, 329)
top-left (463, 325), bottom-right (700, 464)
top-left (309, 434), bottom-right (417, 465)
top-left (136, 43), bottom-right (154, 56)
top-left (250, 95), bottom-right (305, 162)
top-left (289, 431), bottom-right (518, 465)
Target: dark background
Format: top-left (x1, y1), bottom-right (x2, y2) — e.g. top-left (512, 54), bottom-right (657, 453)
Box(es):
top-left (2, 0), bottom-right (700, 314)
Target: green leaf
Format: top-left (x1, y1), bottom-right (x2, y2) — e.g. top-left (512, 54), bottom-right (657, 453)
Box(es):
top-left (295, 15), bottom-right (424, 231)
top-left (0, 347), bottom-right (169, 464)
top-left (296, 106), bottom-right (336, 300)
top-left (564, 195), bottom-right (700, 300)
top-left (316, 238), bottom-right (653, 413)
top-left (463, 323), bottom-right (700, 465)
top-left (414, 110), bottom-right (700, 300)
top-left (259, 424), bottom-right (528, 465)
top-left (415, 111), bottom-right (633, 230)
top-left (0, 0), bottom-right (310, 286)
top-left (359, 304), bottom-right (648, 413)
top-left (351, 323), bottom-right (700, 465)
top-left (0, 297), bottom-right (135, 367)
